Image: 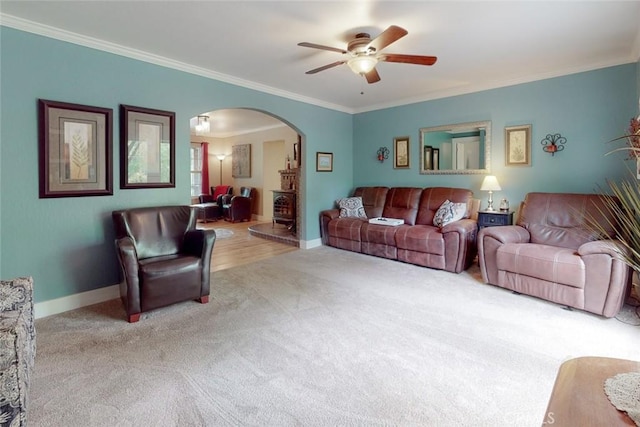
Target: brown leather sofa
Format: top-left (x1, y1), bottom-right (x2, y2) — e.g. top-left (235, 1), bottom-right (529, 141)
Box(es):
top-left (320, 187), bottom-right (479, 273)
top-left (112, 205), bottom-right (216, 322)
top-left (477, 192), bottom-right (631, 317)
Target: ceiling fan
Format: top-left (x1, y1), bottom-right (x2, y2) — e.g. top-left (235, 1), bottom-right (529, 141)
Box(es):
top-left (298, 25), bottom-right (437, 84)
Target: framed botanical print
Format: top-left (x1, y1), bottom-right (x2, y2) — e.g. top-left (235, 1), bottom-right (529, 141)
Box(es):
top-left (505, 124), bottom-right (532, 166)
top-left (38, 99), bottom-right (113, 198)
top-left (393, 136), bottom-right (410, 169)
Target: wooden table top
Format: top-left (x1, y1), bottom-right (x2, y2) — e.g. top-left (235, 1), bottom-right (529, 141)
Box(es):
top-left (543, 356), bottom-right (639, 426)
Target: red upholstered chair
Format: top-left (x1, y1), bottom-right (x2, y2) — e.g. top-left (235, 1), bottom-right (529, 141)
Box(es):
top-left (222, 186), bottom-right (255, 222)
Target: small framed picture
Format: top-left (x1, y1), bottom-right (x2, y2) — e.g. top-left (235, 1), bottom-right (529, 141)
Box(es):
top-left (120, 104), bottom-right (175, 189)
top-left (505, 124), bottom-right (532, 166)
top-left (38, 99), bottom-right (113, 198)
top-left (432, 148), bottom-right (440, 171)
top-left (316, 152), bottom-right (333, 172)
top-left (393, 136), bottom-right (410, 169)
top-left (423, 145), bottom-right (433, 170)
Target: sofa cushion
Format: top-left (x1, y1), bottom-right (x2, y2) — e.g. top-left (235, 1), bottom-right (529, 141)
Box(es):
top-left (352, 187), bottom-right (389, 219)
top-left (433, 200), bottom-right (467, 228)
top-left (497, 243), bottom-right (585, 288)
top-left (395, 225), bottom-right (445, 255)
top-left (415, 187), bottom-right (474, 225)
top-left (381, 187), bottom-right (422, 225)
top-left (337, 197), bottom-right (367, 218)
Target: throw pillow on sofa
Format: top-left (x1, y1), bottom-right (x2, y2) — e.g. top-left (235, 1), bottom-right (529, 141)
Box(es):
top-left (337, 197), bottom-right (367, 218)
top-left (433, 199), bottom-right (466, 227)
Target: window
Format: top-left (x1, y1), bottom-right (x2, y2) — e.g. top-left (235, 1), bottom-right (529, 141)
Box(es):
top-left (190, 144), bottom-right (202, 197)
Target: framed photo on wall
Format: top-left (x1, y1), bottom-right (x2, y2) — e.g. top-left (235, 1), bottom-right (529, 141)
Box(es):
top-left (505, 124), bottom-right (532, 166)
top-left (38, 99), bottom-right (113, 198)
top-left (232, 143), bottom-right (251, 177)
top-left (316, 152), bottom-right (333, 172)
top-left (423, 145), bottom-right (433, 170)
top-left (432, 148), bottom-right (440, 171)
top-left (393, 136), bottom-right (410, 169)
top-left (120, 104), bottom-right (175, 189)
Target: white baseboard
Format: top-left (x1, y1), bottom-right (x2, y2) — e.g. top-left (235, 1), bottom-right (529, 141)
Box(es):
top-left (301, 238), bottom-right (322, 249)
top-left (34, 284), bottom-right (120, 319)
top-left (34, 238), bottom-right (321, 319)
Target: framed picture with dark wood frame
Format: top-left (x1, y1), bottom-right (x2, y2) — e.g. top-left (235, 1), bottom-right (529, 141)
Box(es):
top-left (393, 136), bottom-right (410, 169)
top-left (505, 124), bottom-right (532, 166)
top-left (120, 104), bottom-right (175, 189)
top-left (432, 148), bottom-right (440, 171)
top-left (316, 152), bottom-right (333, 172)
top-left (423, 145), bottom-right (433, 170)
top-left (38, 99), bottom-right (113, 198)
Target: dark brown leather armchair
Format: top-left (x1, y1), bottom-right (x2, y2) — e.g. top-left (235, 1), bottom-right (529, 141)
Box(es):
top-left (222, 186), bottom-right (255, 222)
top-left (477, 192), bottom-right (631, 317)
top-left (112, 205), bottom-right (216, 322)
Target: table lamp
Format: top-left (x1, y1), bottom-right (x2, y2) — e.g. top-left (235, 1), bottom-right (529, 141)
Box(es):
top-left (480, 175), bottom-right (501, 211)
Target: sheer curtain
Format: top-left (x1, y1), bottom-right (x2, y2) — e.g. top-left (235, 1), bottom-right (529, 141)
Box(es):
top-left (200, 142), bottom-right (210, 194)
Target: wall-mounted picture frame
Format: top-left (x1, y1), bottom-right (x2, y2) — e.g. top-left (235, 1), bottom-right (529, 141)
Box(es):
top-left (38, 99), bottom-right (113, 198)
top-left (232, 143), bottom-right (252, 178)
top-left (423, 145), bottom-right (433, 170)
top-left (120, 104), bottom-right (175, 189)
top-left (505, 124), bottom-right (532, 166)
top-left (316, 152), bottom-right (333, 172)
top-left (432, 148), bottom-right (440, 171)
top-left (393, 136), bottom-right (410, 169)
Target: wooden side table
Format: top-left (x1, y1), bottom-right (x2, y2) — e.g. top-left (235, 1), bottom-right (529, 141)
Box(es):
top-left (477, 210), bottom-right (514, 229)
top-left (542, 356), bottom-right (639, 426)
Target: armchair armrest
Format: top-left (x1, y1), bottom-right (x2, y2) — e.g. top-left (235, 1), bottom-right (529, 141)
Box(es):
top-left (219, 194), bottom-right (233, 205)
top-left (578, 239), bottom-right (632, 317)
top-left (183, 229), bottom-right (216, 259)
top-left (183, 229), bottom-right (216, 296)
top-left (114, 236), bottom-right (141, 315)
top-left (479, 225), bottom-right (531, 244)
top-left (578, 239), bottom-right (627, 259)
top-left (478, 225), bottom-right (531, 284)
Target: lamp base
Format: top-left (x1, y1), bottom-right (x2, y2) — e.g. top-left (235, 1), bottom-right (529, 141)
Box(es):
top-left (486, 191), bottom-right (495, 211)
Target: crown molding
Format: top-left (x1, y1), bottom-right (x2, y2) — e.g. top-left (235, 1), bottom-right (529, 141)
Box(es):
top-left (0, 13), bottom-right (353, 114)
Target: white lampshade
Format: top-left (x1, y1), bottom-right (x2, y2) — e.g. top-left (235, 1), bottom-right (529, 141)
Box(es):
top-left (347, 55), bottom-right (378, 75)
top-left (480, 175), bottom-right (502, 191)
top-left (216, 154), bottom-right (226, 161)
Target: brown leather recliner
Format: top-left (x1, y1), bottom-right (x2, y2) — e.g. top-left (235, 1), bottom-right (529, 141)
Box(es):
top-left (112, 205), bottom-right (216, 322)
top-left (222, 186), bottom-right (255, 222)
top-left (477, 192), bottom-right (631, 317)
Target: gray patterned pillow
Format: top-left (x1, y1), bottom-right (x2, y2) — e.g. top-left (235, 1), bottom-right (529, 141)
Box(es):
top-left (337, 197), bottom-right (367, 218)
top-left (433, 199), bottom-right (467, 227)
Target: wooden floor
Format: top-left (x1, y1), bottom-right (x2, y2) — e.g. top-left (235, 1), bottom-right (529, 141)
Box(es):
top-left (198, 220), bottom-right (299, 272)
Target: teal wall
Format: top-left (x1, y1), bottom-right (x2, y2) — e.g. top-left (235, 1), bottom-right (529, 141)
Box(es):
top-left (0, 27), bottom-right (353, 302)
top-left (1, 26), bottom-right (638, 305)
top-left (354, 64), bottom-right (638, 207)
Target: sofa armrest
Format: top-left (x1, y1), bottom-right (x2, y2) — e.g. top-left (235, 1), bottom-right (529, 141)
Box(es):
top-left (441, 218), bottom-right (478, 273)
top-left (478, 225), bottom-right (531, 284)
top-left (320, 209), bottom-right (340, 245)
top-left (578, 239), bottom-right (632, 317)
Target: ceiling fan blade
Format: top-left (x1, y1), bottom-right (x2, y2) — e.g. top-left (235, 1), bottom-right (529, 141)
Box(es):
top-left (367, 25), bottom-right (408, 52)
top-left (380, 54), bottom-right (438, 66)
top-left (298, 42), bottom-right (347, 54)
top-left (305, 60), bottom-right (347, 74)
top-left (364, 68), bottom-right (381, 84)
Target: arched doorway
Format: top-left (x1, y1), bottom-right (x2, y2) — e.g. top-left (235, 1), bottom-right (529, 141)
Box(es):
top-left (189, 108), bottom-right (303, 243)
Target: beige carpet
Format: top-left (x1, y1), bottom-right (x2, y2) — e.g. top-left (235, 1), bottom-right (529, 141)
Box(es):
top-left (30, 246), bottom-right (639, 426)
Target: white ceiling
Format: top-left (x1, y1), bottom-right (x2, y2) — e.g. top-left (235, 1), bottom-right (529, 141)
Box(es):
top-left (2, 1), bottom-right (640, 136)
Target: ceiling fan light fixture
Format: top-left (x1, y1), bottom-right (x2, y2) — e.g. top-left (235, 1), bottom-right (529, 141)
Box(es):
top-left (347, 55), bottom-right (378, 75)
